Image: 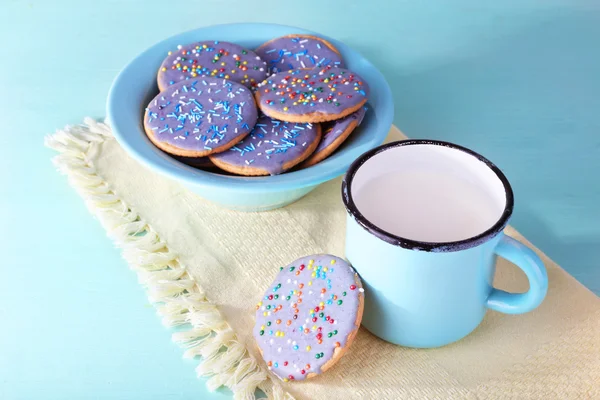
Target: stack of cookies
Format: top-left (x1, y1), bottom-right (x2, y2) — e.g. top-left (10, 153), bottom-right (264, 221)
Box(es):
top-left (144, 35), bottom-right (369, 176)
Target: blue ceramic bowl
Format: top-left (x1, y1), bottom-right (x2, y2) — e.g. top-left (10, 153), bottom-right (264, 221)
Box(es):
top-left (107, 23), bottom-right (394, 211)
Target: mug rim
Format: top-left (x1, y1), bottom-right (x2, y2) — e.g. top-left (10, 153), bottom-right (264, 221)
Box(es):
top-left (341, 139), bottom-right (515, 252)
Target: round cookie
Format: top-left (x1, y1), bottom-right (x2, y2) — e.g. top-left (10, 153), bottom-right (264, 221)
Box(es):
top-left (253, 254), bottom-right (364, 381)
top-left (144, 78), bottom-right (258, 157)
top-left (157, 41), bottom-right (268, 91)
top-left (209, 115), bottom-right (321, 176)
top-left (255, 34), bottom-right (344, 75)
top-left (300, 106), bottom-right (367, 168)
top-left (255, 66), bottom-right (369, 123)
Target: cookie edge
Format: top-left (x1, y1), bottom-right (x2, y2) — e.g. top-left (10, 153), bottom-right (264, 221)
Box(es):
top-left (306, 270), bottom-right (364, 379)
top-left (156, 41), bottom-right (268, 91)
top-left (143, 109), bottom-right (254, 158)
top-left (255, 90), bottom-right (367, 123)
top-left (255, 34), bottom-right (342, 57)
top-left (209, 124), bottom-right (322, 176)
top-left (300, 119), bottom-right (359, 168)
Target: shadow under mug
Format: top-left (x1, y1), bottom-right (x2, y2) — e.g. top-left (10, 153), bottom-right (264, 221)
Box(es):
top-left (342, 140), bottom-right (548, 348)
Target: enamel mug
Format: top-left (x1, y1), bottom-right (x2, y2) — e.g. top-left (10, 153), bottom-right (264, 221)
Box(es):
top-left (342, 140), bottom-right (548, 348)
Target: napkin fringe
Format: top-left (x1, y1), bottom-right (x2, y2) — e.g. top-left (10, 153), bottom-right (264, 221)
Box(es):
top-left (45, 118), bottom-right (292, 400)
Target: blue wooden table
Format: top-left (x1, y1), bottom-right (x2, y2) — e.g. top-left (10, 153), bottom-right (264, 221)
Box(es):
top-left (2, 1), bottom-right (598, 398)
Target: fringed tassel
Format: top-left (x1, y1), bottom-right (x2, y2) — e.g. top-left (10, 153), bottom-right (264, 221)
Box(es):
top-left (45, 119), bottom-right (291, 400)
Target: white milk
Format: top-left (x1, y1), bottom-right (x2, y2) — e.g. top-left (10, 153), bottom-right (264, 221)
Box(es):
top-left (353, 170), bottom-right (501, 243)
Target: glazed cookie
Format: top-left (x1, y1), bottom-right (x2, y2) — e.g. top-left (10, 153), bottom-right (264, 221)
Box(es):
top-left (253, 254), bottom-right (364, 381)
top-left (255, 34), bottom-right (344, 75)
top-left (209, 115), bottom-right (321, 176)
top-left (144, 78), bottom-right (258, 157)
top-left (300, 106), bottom-right (367, 168)
top-left (255, 66), bottom-right (369, 123)
top-left (157, 41), bottom-right (268, 91)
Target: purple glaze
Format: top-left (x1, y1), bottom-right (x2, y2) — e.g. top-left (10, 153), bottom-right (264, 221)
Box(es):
top-left (253, 254), bottom-right (363, 381)
top-left (210, 115), bottom-right (319, 175)
top-left (157, 41), bottom-right (267, 89)
top-left (258, 66), bottom-right (369, 119)
top-left (255, 35), bottom-right (344, 75)
top-left (315, 106), bottom-right (367, 154)
top-left (144, 78), bottom-right (257, 152)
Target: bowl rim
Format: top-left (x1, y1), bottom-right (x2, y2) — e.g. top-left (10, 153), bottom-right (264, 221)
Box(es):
top-left (107, 22), bottom-right (394, 192)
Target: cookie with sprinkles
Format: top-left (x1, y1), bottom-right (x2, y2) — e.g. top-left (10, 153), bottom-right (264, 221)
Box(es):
top-left (253, 254), bottom-right (364, 381)
top-left (210, 115), bottom-right (321, 176)
top-left (157, 41), bottom-right (267, 91)
top-left (255, 34), bottom-right (344, 75)
top-left (255, 66), bottom-right (369, 123)
top-left (300, 106), bottom-right (367, 168)
top-left (144, 77), bottom-right (258, 157)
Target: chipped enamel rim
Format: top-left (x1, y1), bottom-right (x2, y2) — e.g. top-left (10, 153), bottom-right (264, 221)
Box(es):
top-left (342, 140), bottom-right (514, 252)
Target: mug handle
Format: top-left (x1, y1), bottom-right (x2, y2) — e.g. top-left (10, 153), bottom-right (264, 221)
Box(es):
top-left (486, 234), bottom-right (548, 314)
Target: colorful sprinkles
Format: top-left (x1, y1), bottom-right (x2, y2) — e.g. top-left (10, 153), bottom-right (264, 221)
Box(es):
top-left (253, 255), bottom-right (363, 381)
top-left (145, 37), bottom-right (372, 174)
top-left (144, 78), bottom-right (257, 154)
top-left (255, 35), bottom-right (344, 74)
top-left (256, 66), bottom-right (369, 121)
top-left (158, 41), bottom-right (267, 90)
top-left (209, 115), bottom-right (320, 175)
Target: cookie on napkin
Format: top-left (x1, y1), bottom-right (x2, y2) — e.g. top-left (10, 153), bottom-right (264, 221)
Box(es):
top-left (254, 254), bottom-right (364, 381)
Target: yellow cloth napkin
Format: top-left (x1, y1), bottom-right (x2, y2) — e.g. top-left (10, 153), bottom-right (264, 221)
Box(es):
top-left (48, 120), bottom-right (600, 399)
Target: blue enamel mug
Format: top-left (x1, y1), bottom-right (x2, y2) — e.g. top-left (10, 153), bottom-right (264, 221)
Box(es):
top-left (342, 140), bottom-right (548, 348)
